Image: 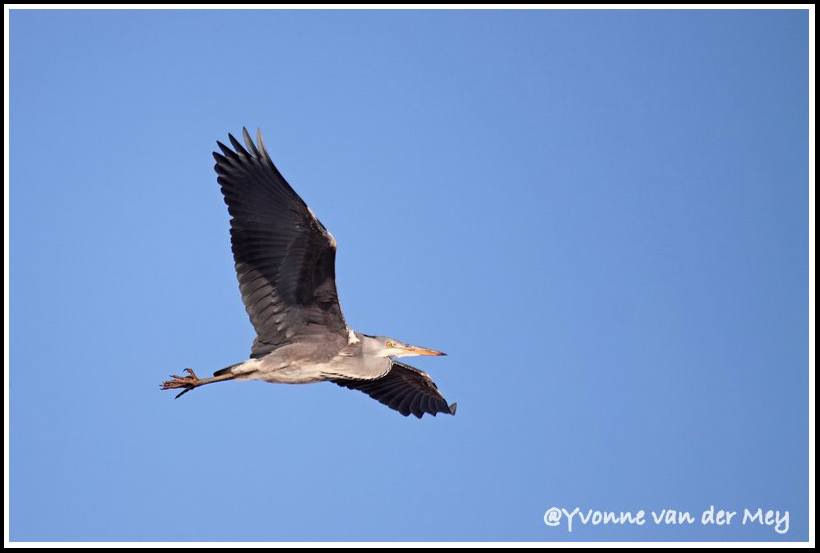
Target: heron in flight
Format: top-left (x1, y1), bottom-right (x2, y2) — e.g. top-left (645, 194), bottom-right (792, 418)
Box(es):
top-left (161, 128), bottom-right (456, 418)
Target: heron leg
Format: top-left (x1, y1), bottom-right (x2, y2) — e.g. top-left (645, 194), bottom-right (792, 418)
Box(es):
top-left (160, 368), bottom-right (234, 399)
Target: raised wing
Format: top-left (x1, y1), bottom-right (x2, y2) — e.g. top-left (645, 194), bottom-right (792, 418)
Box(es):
top-left (213, 128), bottom-right (346, 358)
top-left (332, 360), bottom-right (457, 418)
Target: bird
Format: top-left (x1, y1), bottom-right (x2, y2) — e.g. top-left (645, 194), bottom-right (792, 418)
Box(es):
top-left (160, 128), bottom-right (456, 419)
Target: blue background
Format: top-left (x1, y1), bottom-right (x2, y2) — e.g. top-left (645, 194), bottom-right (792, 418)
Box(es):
top-left (9, 9), bottom-right (810, 542)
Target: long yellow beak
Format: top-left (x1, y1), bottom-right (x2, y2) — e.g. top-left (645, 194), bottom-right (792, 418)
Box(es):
top-left (401, 344), bottom-right (447, 356)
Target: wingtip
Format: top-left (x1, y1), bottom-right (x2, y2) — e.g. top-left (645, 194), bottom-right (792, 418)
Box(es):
top-left (448, 402), bottom-right (457, 415)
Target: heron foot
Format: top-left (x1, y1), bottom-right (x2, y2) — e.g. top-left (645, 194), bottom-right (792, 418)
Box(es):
top-left (161, 368), bottom-right (201, 399)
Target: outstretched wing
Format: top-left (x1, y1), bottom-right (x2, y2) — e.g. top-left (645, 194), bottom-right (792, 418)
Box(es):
top-left (332, 361), bottom-right (457, 418)
top-left (213, 128), bottom-right (347, 358)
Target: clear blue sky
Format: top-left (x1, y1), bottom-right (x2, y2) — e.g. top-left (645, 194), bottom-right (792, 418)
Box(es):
top-left (9, 8), bottom-right (809, 542)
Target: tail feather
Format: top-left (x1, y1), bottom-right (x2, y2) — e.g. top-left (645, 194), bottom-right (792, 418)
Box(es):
top-left (213, 363), bottom-right (241, 377)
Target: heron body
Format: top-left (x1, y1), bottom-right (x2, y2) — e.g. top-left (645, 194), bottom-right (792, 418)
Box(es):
top-left (161, 128), bottom-right (456, 419)
top-left (226, 332), bottom-right (386, 384)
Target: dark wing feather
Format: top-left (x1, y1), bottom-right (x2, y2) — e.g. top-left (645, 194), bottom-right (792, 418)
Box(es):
top-left (214, 128), bottom-right (346, 358)
top-left (332, 361), bottom-right (457, 419)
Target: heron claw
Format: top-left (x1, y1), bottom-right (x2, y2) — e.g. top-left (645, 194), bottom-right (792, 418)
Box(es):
top-left (174, 387), bottom-right (194, 399)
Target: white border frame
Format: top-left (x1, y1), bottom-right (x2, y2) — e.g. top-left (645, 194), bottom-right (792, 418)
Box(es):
top-left (4, 4), bottom-right (814, 548)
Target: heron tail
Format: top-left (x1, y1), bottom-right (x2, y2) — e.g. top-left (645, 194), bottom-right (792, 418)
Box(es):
top-left (213, 362), bottom-right (242, 377)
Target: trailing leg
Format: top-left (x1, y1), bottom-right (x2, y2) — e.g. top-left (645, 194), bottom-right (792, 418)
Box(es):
top-left (160, 368), bottom-right (235, 398)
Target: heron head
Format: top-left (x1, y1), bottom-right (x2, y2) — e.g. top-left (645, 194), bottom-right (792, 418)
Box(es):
top-left (370, 336), bottom-right (447, 358)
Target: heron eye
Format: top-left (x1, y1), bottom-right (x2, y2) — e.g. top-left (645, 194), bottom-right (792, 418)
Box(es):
top-left (386, 341), bottom-right (394, 348)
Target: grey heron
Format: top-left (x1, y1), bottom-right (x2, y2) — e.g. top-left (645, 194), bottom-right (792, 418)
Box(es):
top-left (160, 128), bottom-right (456, 418)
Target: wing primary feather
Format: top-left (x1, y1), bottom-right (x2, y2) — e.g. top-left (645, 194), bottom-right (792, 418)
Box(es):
top-left (217, 140), bottom-right (239, 160)
top-left (256, 127), bottom-right (271, 164)
top-left (228, 133), bottom-right (250, 157)
top-left (242, 127), bottom-right (261, 158)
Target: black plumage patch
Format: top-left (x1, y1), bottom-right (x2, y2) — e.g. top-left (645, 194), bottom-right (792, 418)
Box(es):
top-left (332, 360), bottom-right (456, 419)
